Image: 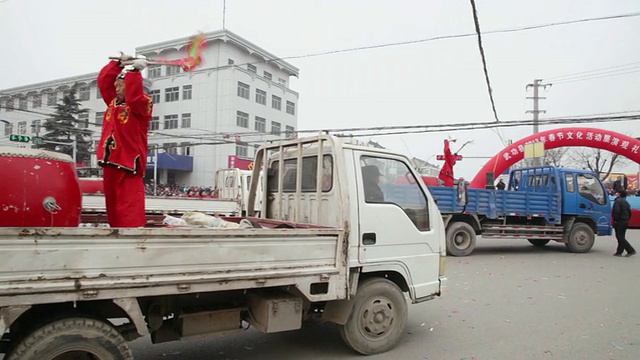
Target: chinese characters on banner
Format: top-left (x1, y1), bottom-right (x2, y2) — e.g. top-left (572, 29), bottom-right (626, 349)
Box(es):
top-left (470, 128), bottom-right (640, 189)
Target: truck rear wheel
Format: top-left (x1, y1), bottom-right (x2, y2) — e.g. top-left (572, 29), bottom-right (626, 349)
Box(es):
top-left (565, 223), bottom-right (595, 253)
top-left (340, 278), bottom-right (408, 355)
top-left (7, 317), bottom-right (133, 360)
top-left (528, 239), bottom-right (551, 247)
top-left (446, 222), bottom-right (476, 257)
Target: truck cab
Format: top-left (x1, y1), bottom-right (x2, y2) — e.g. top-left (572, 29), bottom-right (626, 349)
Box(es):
top-left (509, 166), bottom-right (611, 236)
top-left (214, 168), bottom-right (263, 215)
top-left (249, 135), bottom-right (446, 303)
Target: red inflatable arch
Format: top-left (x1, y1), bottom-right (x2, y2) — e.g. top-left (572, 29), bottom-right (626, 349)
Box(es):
top-left (470, 127), bottom-right (640, 189)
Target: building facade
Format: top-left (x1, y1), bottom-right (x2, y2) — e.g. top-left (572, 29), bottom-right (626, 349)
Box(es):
top-left (0, 30), bottom-right (299, 187)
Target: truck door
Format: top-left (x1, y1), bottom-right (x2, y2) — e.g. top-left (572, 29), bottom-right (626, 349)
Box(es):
top-left (575, 173), bottom-right (611, 235)
top-left (356, 153), bottom-right (441, 299)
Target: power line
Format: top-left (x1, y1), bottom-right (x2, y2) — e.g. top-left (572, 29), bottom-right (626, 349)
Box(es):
top-left (551, 68), bottom-right (640, 85)
top-left (469, 0), bottom-right (500, 123)
top-left (545, 61), bottom-right (640, 81)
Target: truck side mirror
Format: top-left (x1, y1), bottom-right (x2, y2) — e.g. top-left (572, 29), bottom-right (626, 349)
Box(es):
top-left (457, 181), bottom-right (468, 206)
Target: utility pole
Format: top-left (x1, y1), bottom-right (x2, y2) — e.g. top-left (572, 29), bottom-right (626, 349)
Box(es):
top-left (526, 79), bottom-right (551, 165)
top-left (526, 79), bottom-right (551, 134)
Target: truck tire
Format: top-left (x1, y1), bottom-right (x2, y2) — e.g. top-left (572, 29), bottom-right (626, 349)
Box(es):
top-left (7, 317), bottom-right (133, 360)
top-left (446, 222), bottom-right (476, 257)
top-left (528, 239), bottom-right (551, 247)
top-left (340, 278), bottom-right (408, 355)
top-left (565, 223), bottom-right (595, 253)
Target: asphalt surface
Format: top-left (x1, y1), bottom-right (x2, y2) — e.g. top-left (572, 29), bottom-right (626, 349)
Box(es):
top-left (126, 230), bottom-right (639, 360)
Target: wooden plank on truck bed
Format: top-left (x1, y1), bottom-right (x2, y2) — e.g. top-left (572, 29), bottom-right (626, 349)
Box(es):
top-left (0, 226), bottom-right (348, 306)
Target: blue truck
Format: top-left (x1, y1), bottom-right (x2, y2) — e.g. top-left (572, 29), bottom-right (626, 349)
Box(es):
top-left (425, 166), bottom-right (612, 256)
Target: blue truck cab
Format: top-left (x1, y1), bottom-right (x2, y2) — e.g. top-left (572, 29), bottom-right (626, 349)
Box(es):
top-left (509, 166), bottom-right (612, 236)
top-left (426, 165), bottom-right (612, 256)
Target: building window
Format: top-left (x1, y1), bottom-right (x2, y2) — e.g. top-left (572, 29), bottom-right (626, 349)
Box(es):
top-left (18, 98), bottom-right (27, 110)
top-left (285, 125), bottom-right (295, 138)
top-left (96, 111), bottom-right (105, 126)
top-left (164, 114), bottom-right (178, 129)
top-left (148, 65), bottom-right (161, 78)
top-left (286, 101), bottom-right (296, 115)
top-left (181, 113), bottom-right (191, 128)
top-left (255, 88), bottom-right (266, 105)
top-left (237, 82), bottom-right (250, 99)
top-left (6, 98), bottom-right (14, 111)
top-left (165, 87), bottom-right (179, 102)
top-left (263, 71), bottom-right (272, 80)
top-left (47, 93), bottom-right (57, 106)
top-left (4, 122), bottom-right (12, 136)
top-left (78, 113), bottom-right (89, 129)
top-left (150, 116), bottom-right (159, 130)
top-left (247, 64), bottom-right (256, 73)
top-left (96, 86), bottom-right (102, 99)
top-left (31, 120), bottom-right (41, 134)
top-left (271, 121), bottom-right (281, 135)
top-left (228, 58), bottom-right (235, 65)
top-left (278, 78), bottom-right (287, 86)
top-left (236, 141), bottom-right (248, 157)
top-left (32, 94), bottom-right (42, 108)
top-left (78, 85), bottom-right (90, 101)
top-left (164, 142), bottom-right (178, 155)
top-left (166, 66), bottom-right (180, 75)
top-left (182, 85), bottom-right (192, 100)
top-left (236, 111), bottom-right (249, 128)
top-left (149, 89), bottom-right (160, 104)
top-left (181, 142), bottom-right (192, 156)
top-left (255, 116), bottom-right (266, 132)
top-left (271, 95), bottom-right (281, 110)
top-left (17, 121), bottom-right (26, 135)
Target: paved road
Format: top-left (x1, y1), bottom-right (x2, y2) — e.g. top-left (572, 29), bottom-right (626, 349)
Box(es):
top-left (131, 231), bottom-right (640, 360)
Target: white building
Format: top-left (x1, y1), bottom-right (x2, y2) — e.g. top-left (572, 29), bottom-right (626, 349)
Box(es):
top-left (0, 29), bottom-right (299, 186)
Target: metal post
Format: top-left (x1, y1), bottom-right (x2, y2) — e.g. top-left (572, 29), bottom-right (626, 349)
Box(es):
top-left (154, 145), bottom-right (158, 196)
top-left (526, 79), bottom-right (551, 166)
top-left (72, 139), bottom-right (77, 164)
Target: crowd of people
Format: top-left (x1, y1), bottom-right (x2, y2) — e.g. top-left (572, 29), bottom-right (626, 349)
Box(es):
top-left (144, 183), bottom-right (216, 198)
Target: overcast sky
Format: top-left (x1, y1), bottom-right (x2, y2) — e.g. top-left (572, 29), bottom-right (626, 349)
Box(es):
top-left (1, 0), bottom-right (639, 178)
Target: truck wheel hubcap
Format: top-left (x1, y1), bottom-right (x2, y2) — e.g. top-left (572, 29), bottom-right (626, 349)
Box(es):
top-left (359, 297), bottom-right (395, 338)
top-left (574, 231), bottom-right (588, 246)
top-left (454, 232), bottom-right (471, 248)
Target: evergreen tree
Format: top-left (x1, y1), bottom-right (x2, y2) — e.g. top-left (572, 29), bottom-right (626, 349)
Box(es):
top-left (40, 84), bottom-right (93, 165)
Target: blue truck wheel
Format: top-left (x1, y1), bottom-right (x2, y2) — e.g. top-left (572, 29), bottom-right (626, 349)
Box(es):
top-left (446, 222), bottom-right (476, 257)
top-left (528, 239), bottom-right (551, 247)
top-left (565, 223), bottom-right (595, 253)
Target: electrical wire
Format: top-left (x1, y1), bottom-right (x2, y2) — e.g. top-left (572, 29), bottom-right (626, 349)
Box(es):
top-left (551, 68), bottom-right (640, 84)
top-left (545, 61), bottom-right (640, 81)
top-left (469, 0), bottom-right (500, 123)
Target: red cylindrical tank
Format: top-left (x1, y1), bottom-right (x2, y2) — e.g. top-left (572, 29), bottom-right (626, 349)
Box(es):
top-left (0, 147), bottom-right (82, 227)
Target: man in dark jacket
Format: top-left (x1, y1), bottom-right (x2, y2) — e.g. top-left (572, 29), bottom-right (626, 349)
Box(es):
top-left (612, 190), bottom-right (636, 257)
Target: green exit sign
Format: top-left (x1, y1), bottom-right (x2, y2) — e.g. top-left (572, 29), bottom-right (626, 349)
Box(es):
top-left (9, 134), bottom-right (31, 143)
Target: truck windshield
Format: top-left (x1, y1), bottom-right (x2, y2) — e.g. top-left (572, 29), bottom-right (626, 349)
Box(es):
top-left (577, 173), bottom-right (606, 205)
top-left (361, 156), bottom-right (430, 231)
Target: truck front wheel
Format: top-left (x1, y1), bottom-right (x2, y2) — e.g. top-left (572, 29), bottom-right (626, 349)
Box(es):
top-left (446, 222), bottom-right (476, 257)
top-left (7, 317), bottom-right (133, 360)
top-left (340, 278), bottom-right (408, 355)
top-left (565, 223), bottom-right (595, 253)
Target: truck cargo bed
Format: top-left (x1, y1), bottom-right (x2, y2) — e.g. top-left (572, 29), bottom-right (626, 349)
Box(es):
top-left (0, 225), bottom-right (347, 307)
top-left (427, 186), bottom-right (561, 224)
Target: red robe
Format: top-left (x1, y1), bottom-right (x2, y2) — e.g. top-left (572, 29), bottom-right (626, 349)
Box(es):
top-left (438, 140), bottom-right (457, 187)
top-left (96, 61), bottom-right (153, 227)
top-left (97, 61), bottom-right (152, 174)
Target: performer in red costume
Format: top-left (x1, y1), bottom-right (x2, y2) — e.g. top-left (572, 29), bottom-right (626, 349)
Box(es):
top-left (438, 139), bottom-right (458, 187)
top-left (97, 55), bottom-right (152, 227)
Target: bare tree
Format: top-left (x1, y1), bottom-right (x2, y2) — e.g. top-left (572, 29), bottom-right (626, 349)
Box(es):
top-left (542, 148), bottom-right (570, 167)
top-left (566, 147), bottom-right (628, 179)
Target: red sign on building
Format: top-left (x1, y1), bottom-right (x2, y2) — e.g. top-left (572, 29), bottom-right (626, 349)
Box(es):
top-left (227, 155), bottom-right (254, 170)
